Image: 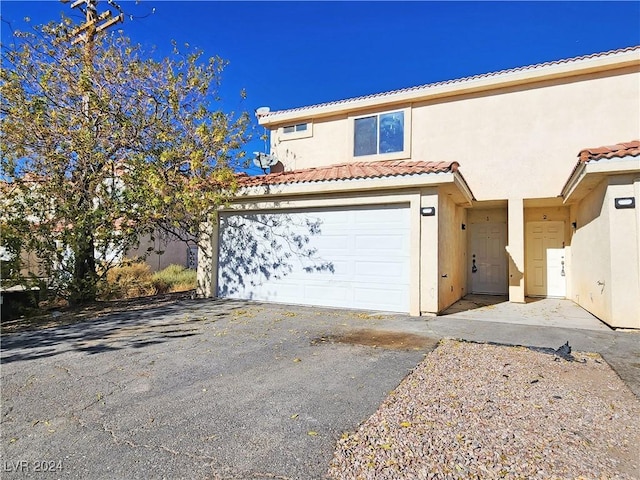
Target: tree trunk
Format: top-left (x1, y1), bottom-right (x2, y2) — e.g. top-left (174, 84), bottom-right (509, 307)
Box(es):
top-left (69, 226), bottom-right (97, 305)
top-left (68, 209), bottom-right (98, 307)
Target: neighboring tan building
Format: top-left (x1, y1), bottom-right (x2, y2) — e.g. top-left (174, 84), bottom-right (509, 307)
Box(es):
top-left (198, 46), bottom-right (640, 329)
top-left (126, 232), bottom-right (198, 272)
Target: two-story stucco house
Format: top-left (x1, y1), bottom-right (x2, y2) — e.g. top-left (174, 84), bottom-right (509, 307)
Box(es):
top-left (198, 46), bottom-right (640, 329)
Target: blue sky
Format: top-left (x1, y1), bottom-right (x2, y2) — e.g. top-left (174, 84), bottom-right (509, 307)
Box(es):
top-left (2, 1), bottom-right (639, 174)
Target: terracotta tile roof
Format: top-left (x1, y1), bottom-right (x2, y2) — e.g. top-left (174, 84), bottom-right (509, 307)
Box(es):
top-left (237, 161), bottom-right (459, 187)
top-left (562, 140), bottom-right (640, 197)
top-left (260, 46), bottom-right (639, 119)
top-left (578, 140), bottom-right (640, 163)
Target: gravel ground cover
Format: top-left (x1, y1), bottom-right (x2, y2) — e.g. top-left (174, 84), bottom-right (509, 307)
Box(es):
top-left (329, 339), bottom-right (640, 480)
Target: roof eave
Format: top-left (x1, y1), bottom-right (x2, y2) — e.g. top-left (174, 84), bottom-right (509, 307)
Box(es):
top-left (232, 172), bottom-right (463, 201)
top-left (562, 157), bottom-right (640, 204)
top-left (561, 162), bottom-right (587, 203)
top-left (453, 172), bottom-right (475, 206)
top-left (259, 49), bottom-right (640, 126)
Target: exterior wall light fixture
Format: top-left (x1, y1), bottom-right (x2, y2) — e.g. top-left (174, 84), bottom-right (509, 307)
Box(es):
top-left (614, 197), bottom-right (635, 209)
top-left (421, 207), bottom-right (436, 216)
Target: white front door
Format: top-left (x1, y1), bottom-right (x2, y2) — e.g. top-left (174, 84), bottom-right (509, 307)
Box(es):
top-left (470, 223), bottom-right (508, 295)
top-left (526, 221), bottom-right (566, 297)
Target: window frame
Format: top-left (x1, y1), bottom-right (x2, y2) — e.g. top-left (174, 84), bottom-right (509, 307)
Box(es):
top-left (279, 122), bottom-right (313, 141)
top-left (349, 107), bottom-right (411, 160)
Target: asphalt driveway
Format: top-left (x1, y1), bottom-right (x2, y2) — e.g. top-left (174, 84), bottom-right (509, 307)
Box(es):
top-left (1, 300), bottom-right (437, 479)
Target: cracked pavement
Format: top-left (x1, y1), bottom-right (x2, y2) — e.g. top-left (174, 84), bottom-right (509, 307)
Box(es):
top-left (1, 297), bottom-right (638, 479)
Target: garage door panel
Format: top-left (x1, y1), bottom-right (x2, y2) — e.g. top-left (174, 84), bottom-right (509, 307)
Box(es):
top-left (355, 233), bottom-right (407, 251)
top-left (218, 205), bottom-right (410, 313)
top-left (266, 282), bottom-right (300, 297)
top-left (353, 287), bottom-right (406, 311)
top-left (310, 234), bottom-right (350, 251)
top-left (304, 284), bottom-right (350, 303)
top-left (354, 260), bottom-right (406, 279)
top-left (305, 260), bottom-right (352, 279)
top-left (355, 206), bottom-right (406, 225)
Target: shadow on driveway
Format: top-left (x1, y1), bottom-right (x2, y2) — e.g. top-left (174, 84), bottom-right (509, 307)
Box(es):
top-left (0, 298), bottom-right (244, 364)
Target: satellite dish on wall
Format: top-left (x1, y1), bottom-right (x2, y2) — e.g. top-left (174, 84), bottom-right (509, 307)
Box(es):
top-left (255, 106), bottom-right (270, 117)
top-left (253, 152), bottom-right (278, 171)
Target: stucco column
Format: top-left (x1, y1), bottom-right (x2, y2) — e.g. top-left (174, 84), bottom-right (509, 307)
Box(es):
top-left (196, 217), bottom-right (219, 298)
top-left (419, 188), bottom-right (439, 314)
top-left (636, 177), bottom-right (640, 316)
top-left (409, 193), bottom-right (422, 317)
top-left (507, 197), bottom-right (525, 303)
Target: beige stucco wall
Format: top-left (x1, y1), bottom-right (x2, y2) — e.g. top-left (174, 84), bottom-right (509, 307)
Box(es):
top-left (606, 176), bottom-right (640, 328)
top-left (269, 106), bottom-right (413, 170)
top-left (271, 114), bottom-right (349, 170)
top-left (467, 207), bottom-right (508, 224)
top-left (437, 193), bottom-right (467, 311)
top-left (507, 198), bottom-right (525, 302)
top-left (569, 179), bottom-right (613, 324)
top-left (196, 218), bottom-right (218, 301)
top-left (568, 173), bottom-right (640, 329)
top-left (268, 68), bottom-right (639, 204)
top-left (412, 69), bottom-right (639, 201)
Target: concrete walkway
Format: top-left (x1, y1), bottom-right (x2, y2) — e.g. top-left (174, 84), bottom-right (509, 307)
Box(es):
top-left (441, 295), bottom-right (611, 331)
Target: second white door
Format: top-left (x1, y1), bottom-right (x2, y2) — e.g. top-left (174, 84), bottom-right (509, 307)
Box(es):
top-left (526, 221), bottom-right (566, 297)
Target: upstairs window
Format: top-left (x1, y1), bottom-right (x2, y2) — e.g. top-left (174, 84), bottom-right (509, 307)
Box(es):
top-left (283, 123), bottom-right (308, 134)
top-left (354, 111), bottom-right (404, 156)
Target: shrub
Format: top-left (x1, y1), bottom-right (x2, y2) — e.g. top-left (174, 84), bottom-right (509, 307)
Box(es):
top-left (151, 264), bottom-right (196, 293)
top-left (98, 262), bottom-right (196, 300)
top-left (100, 262), bottom-right (155, 299)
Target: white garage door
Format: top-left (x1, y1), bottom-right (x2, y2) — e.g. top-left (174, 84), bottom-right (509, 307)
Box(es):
top-left (217, 204), bottom-right (410, 312)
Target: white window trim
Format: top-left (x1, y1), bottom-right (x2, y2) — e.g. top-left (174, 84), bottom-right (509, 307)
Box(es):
top-left (278, 122), bottom-right (313, 141)
top-left (348, 107), bottom-right (411, 161)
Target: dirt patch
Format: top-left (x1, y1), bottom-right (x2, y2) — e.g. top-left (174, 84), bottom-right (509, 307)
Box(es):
top-left (329, 339), bottom-right (640, 479)
top-left (315, 329), bottom-right (438, 351)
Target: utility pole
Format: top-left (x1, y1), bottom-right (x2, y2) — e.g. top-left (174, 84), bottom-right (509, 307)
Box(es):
top-left (61, 0), bottom-right (124, 51)
top-left (59, 0), bottom-right (124, 116)
top-left (58, 0), bottom-right (124, 303)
